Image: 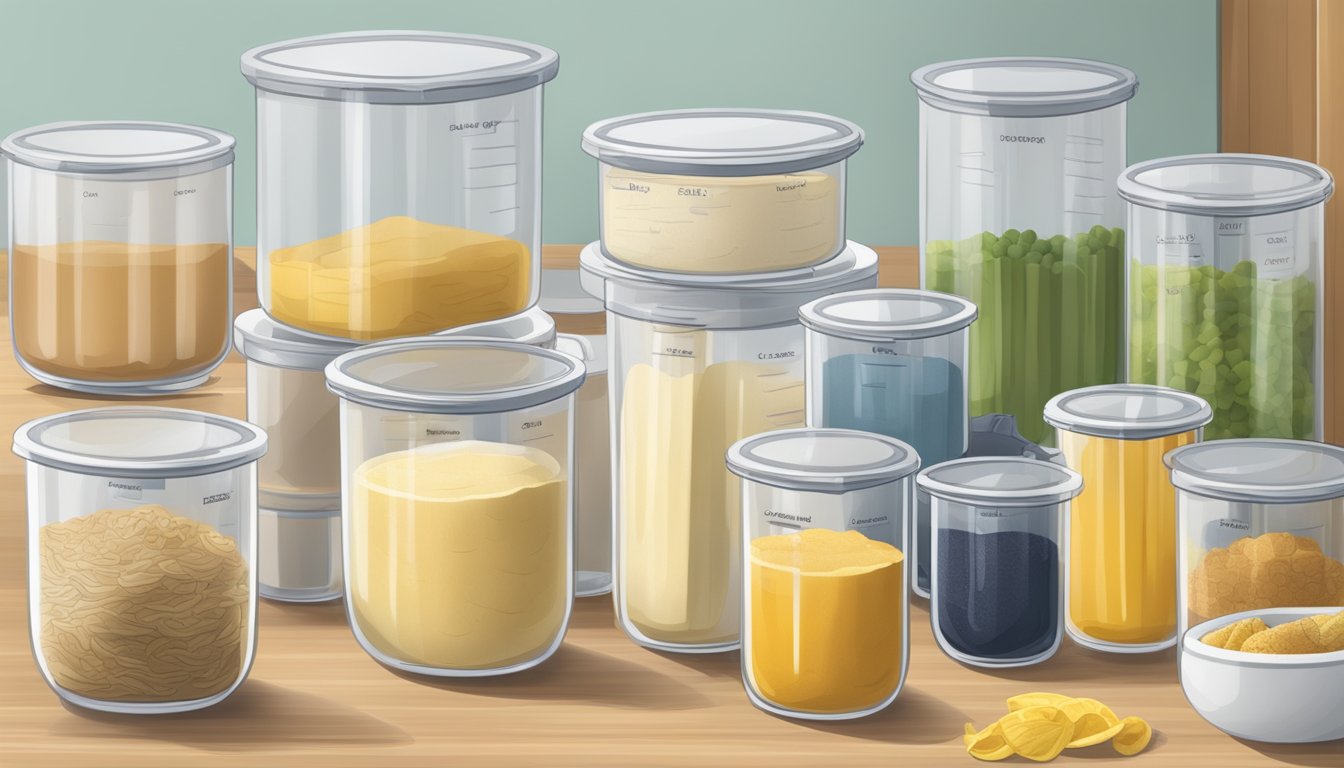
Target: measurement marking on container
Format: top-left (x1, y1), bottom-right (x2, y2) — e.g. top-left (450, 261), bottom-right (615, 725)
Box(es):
top-left (489, 206), bottom-right (521, 214)
top-left (1063, 155), bottom-right (1104, 164)
top-left (468, 161), bottom-right (521, 171)
top-left (463, 181), bottom-right (520, 190)
top-left (523, 433), bottom-right (555, 443)
top-left (471, 144), bottom-right (517, 152)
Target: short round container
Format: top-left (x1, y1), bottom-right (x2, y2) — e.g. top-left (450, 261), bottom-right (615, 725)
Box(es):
top-left (1167, 439), bottom-right (1344, 640)
top-left (242, 31), bottom-right (558, 341)
top-left (556, 333), bottom-right (612, 597)
top-left (1045, 384), bottom-right (1212, 653)
top-left (326, 339), bottom-right (584, 676)
top-left (801, 288), bottom-right (976, 598)
top-left (13, 407), bottom-right (266, 713)
top-left (1121, 154), bottom-right (1332, 440)
top-left (918, 457), bottom-right (1082, 667)
top-left (915, 57), bottom-right (1137, 445)
top-left (729, 428), bottom-right (918, 720)
top-left (581, 109), bottom-right (863, 274)
top-left (582, 241), bottom-right (878, 652)
top-left (3, 121), bottom-right (235, 394)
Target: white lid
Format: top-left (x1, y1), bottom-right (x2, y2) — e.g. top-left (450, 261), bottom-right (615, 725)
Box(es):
top-left (911, 57), bottom-right (1137, 117)
top-left (727, 428), bottom-right (920, 494)
top-left (555, 333), bottom-right (608, 375)
top-left (799, 288), bottom-right (977, 342)
top-left (1, 121), bottom-right (235, 177)
top-left (1166, 439), bottom-right (1344, 504)
top-left (1044, 384), bottom-right (1212, 440)
top-left (13, 407), bottom-right (267, 480)
top-left (540, 268), bottom-right (603, 315)
top-left (241, 31), bottom-right (559, 104)
top-left (581, 108), bottom-right (863, 176)
top-left (434, 305), bottom-right (557, 348)
top-left (1119, 153), bottom-right (1334, 217)
top-left (916, 457), bottom-right (1083, 508)
top-left (233, 309), bottom-right (359, 370)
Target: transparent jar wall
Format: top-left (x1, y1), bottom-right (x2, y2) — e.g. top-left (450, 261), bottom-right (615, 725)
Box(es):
top-left (921, 103), bottom-right (1127, 445)
top-left (259, 507), bottom-right (341, 603)
top-left (26, 462), bottom-right (256, 713)
top-left (1127, 204), bottom-right (1324, 440)
top-left (574, 368), bottom-right (612, 597)
top-left (246, 361), bottom-right (341, 507)
top-left (741, 479), bottom-right (909, 718)
top-left (255, 88), bottom-right (543, 341)
top-left (598, 159), bottom-right (846, 274)
top-left (1177, 491), bottom-right (1344, 638)
top-left (610, 314), bottom-right (806, 650)
top-left (339, 396), bottom-right (573, 675)
top-left (7, 161), bottom-right (232, 388)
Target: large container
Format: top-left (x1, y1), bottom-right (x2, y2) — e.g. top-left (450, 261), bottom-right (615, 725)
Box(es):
top-left (728, 428), bottom-right (918, 720)
top-left (581, 109), bottom-right (862, 274)
top-left (242, 31), bottom-right (558, 341)
top-left (3, 121), bottom-right (235, 394)
top-left (581, 241), bottom-right (878, 652)
top-left (915, 57), bottom-right (1138, 445)
top-left (800, 288), bottom-right (976, 598)
top-left (13, 407), bottom-right (266, 713)
top-left (1044, 384), bottom-right (1212, 653)
top-left (1120, 154), bottom-right (1332, 440)
top-left (556, 332), bottom-right (612, 597)
top-left (325, 339), bottom-right (584, 675)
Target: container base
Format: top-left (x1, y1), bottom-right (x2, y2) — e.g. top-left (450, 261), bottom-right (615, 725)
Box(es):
top-left (260, 584), bottom-right (343, 604)
top-left (934, 633), bottom-right (1061, 669)
top-left (745, 681), bottom-right (901, 722)
top-left (15, 354), bottom-right (219, 396)
top-left (616, 620), bottom-right (740, 654)
top-left (575, 571), bottom-right (612, 598)
top-left (50, 680), bottom-right (242, 714)
top-left (1067, 626), bottom-right (1176, 654)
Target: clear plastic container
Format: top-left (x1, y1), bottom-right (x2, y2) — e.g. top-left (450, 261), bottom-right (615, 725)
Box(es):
top-left (325, 339), bottom-right (584, 675)
top-left (581, 109), bottom-right (862, 274)
top-left (2, 121), bottom-right (235, 394)
top-left (728, 428), bottom-right (918, 720)
top-left (800, 288), bottom-right (976, 598)
top-left (13, 407), bottom-right (266, 713)
top-left (1120, 155), bottom-right (1332, 440)
top-left (438, 305), bottom-right (556, 348)
top-left (541, 267), bottom-right (606, 336)
top-left (1044, 384), bottom-right (1212, 653)
top-left (556, 333), bottom-right (611, 597)
top-left (581, 241), bottom-right (877, 652)
top-left (242, 31), bottom-right (558, 341)
top-left (917, 457), bottom-right (1082, 667)
top-left (914, 58), bottom-right (1138, 445)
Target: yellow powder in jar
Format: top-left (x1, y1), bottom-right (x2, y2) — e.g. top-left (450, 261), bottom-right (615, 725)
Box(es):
top-left (1188, 531), bottom-right (1344, 623)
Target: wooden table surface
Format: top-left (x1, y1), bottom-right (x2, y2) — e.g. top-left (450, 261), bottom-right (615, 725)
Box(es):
top-left (0, 246), bottom-right (1337, 768)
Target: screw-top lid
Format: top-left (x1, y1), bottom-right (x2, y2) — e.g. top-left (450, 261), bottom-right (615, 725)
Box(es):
top-left (799, 288), bottom-right (977, 342)
top-left (1118, 153), bottom-right (1334, 217)
top-left (581, 108), bottom-right (863, 176)
top-left (233, 309), bottom-right (359, 371)
top-left (727, 428), bottom-right (920, 494)
top-left (241, 31), bottom-right (559, 104)
top-left (13, 407), bottom-right (267, 480)
top-left (1165, 439), bottom-right (1344, 504)
top-left (555, 333), bottom-right (608, 376)
top-left (1044, 384), bottom-right (1212, 440)
top-left (911, 57), bottom-right (1137, 117)
top-left (540, 268), bottom-right (604, 315)
top-left (435, 305), bottom-right (557, 349)
top-left (1, 121), bottom-right (235, 178)
top-left (917, 456), bottom-right (1083, 508)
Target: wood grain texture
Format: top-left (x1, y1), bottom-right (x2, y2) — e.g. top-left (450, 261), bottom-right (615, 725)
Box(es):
top-left (1317, 0), bottom-right (1344, 447)
top-left (0, 247), bottom-right (1337, 767)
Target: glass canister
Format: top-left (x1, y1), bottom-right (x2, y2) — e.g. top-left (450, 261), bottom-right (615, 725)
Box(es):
top-left (800, 287), bottom-right (976, 598)
top-left (1120, 155), bottom-right (1332, 440)
top-left (918, 457), bottom-right (1082, 667)
top-left (581, 241), bottom-right (878, 652)
top-left (241, 31), bottom-right (558, 341)
top-left (1044, 384), bottom-right (1212, 653)
top-left (2, 121), bottom-right (234, 394)
top-left (13, 407), bottom-right (266, 713)
top-left (914, 57), bottom-right (1137, 445)
top-left (556, 332), bottom-right (612, 597)
top-left (325, 339), bottom-right (584, 675)
top-left (581, 109), bottom-right (862, 274)
top-left (728, 428), bottom-right (918, 720)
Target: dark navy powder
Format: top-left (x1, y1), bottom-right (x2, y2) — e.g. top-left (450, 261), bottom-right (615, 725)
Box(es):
top-left (935, 528), bottom-right (1059, 661)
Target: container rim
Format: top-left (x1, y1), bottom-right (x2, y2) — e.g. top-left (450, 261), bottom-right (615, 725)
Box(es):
top-left (1043, 384), bottom-right (1213, 440)
top-left (916, 456), bottom-right (1083, 507)
top-left (233, 309), bottom-right (359, 371)
top-left (1182, 607), bottom-right (1344, 668)
top-left (1, 121), bottom-right (235, 176)
top-left (1118, 153), bottom-right (1334, 217)
top-left (727, 428), bottom-right (921, 494)
top-left (555, 333), bottom-right (608, 375)
top-left (799, 288), bottom-right (978, 342)
top-left (911, 56), bottom-right (1137, 117)
top-left (1165, 438), bottom-right (1344, 504)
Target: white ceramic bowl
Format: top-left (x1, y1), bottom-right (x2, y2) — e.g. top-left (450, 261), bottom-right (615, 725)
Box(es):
top-left (1181, 607), bottom-right (1344, 743)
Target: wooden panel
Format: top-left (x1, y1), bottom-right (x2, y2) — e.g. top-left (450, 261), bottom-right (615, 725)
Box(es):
top-left (1318, 1), bottom-right (1344, 444)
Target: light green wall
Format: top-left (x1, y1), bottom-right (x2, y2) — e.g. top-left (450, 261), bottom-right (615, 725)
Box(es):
top-left (1, 0), bottom-right (1218, 246)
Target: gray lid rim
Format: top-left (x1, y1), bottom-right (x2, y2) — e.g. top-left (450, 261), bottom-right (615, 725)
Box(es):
top-left (233, 309), bottom-right (357, 371)
top-left (1165, 438), bottom-right (1344, 504)
top-left (1043, 384), bottom-right (1213, 440)
top-left (1, 121), bottom-right (235, 176)
top-left (1118, 153), bottom-right (1335, 217)
top-left (726, 428), bottom-right (922, 493)
top-left (911, 56), bottom-right (1138, 117)
top-left (799, 288), bottom-right (978, 342)
top-left (916, 456), bottom-right (1083, 507)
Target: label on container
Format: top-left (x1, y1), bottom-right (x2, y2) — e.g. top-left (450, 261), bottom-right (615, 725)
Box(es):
top-left (380, 414), bottom-right (474, 452)
top-left (650, 327), bottom-right (706, 362)
top-left (95, 472), bottom-right (240, 540)
top-left (755, 503), bottom-right (898, 545)
top-left (1156, 232), bottom-right (1206, 267)
top-left (1201, 517), bottom-right (1253, 550)
top-left (505, 410), bottom-right (569, 471)
top-left (1250, 226), bottom-right (1297, 279)
top-left (107, 477), bottom-right (166, 501)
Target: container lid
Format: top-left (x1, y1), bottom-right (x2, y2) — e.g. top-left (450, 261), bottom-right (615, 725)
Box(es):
top-left (435, 305), bottom-right (557, 348)
top-left (325, 338), bottom-right (584, 414)
top-left (1, 121), bottom-right (235, 177)
top-left (579, 241), bottom-right (878, 329)
top-left (916, 457), bottom-right (1083, 508)
top-left (799, 288), bottom-right (977, 342)
top-left (555, 333), bottom-right (608, 375)
top-left (241, 31), bottom-right (559, 104)
top-left (540, 268), bottom-right (604, 315)
top-left (1118, 154), bottom-right (1334, 217)
top-left (1044, 384), bottom-right (1213, 440)
top-left (727, 428), bottom-right (921, 494)
top-left (581, 108), bottom-right (863, 176)
top-left (1165, 439), bottom-right (1344, 504)
top-left (911, 57), bottom-right (1137, 118)
top-left (13, 407), bottom-right (267, 480)
top-left (234, 309), bottom-right (359, 370)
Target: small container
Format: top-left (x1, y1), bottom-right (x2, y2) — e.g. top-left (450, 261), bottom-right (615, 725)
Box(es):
top-left (1045, 384), bottom-right (1212, 653)
top-left (326, 339), bottom-right (584, 676)
top-left (918, 457), bottom-right (1082, 667)
top-left (1166, 439), bottom-right (1344, 640)
top-left (13, 407), bottom-right (266, 713)
top-left (800, 288), bottom-right (977, 598)
top-left (556, 333), bottom-right (612, 597)
top-left (242, 31), bottom-right (558, 341)
top-left (1120, 154), bottom-right (1332, 440)
top-left (3, 121), bottom-right (235, 394)
top-left (729, 428), bottom-right (919, 720)
top-left (581, 109), bottom-right (862, 274)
